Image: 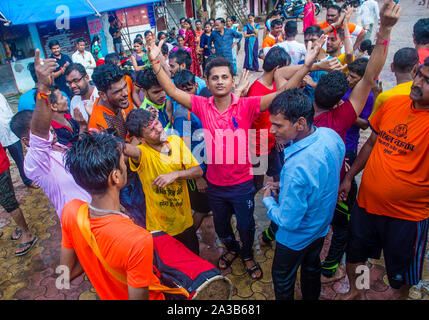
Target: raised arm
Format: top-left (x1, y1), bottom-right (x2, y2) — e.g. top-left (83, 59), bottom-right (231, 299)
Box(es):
top-left (147, 39), bottom-right (192, 109)
top-left (124, 140), bottom-right (143, 165)
top-left (343, 7), bottom-right (354, 65)
top-left (348, 0), bottom-right (400, 117)
top-left (31, 49), bottom-right (58, 140)
top-left (260, 36), bottom-right (326, 112)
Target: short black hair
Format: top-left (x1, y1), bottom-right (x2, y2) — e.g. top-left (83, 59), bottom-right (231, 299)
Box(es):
top-left (27, 62), bottom-right (37, 83)
top-left (180, 17), bottom-right (186, 23)
top-left (248, 13), bottom-right (255, 18)
top-left (216, 18), bottom-right (225, 24)
top-left (135, 68), bottom-right (160, 90)
top-left (48, 40), bottom-right (60, 49)
top-left (161, 43), bottom-right (169, 56)
top-left (204, 21), bottom-right (211, 27)
top-left (75, 37), bottom-right (85, 45)
top-left (104, 52), bottom-right (120, 65)
top-left (269, 88), bottom-right (314, 127)
top-left (157, 32), bottom-right (166, 40)
top-left (108, 16), bottom-right (116, 23)
top-left (126, 108), bottom-right (156, 138)
top-left (285, 21), bottom-right (298, 38)
top-left (65, 131), bottom-right (125, 195)
top-left (304, 25), bottom-right (323, 37)
top-left (413, 18), bottom-right (429, 45)
top-left (49, 85), bottom-right (62, 105)
top-left (263, 46), bottom-right (291, 72)
top-left (195, 19), bottom-right (202, 24)
top-left (327, 4), bottom-right (341, 14)
top-left (315, 71), bottom-right (349, 110)
top-left (169, 49), bottom-right (192, 69)
top-left (173, 69), bottom-right (196, 88)
top-left (270, 19), bottom-right (283, 29)
top-left (92, 64), bottom-right (124, 93)
top-left (64, 63), bottom-right (87, 77)
top-left (10, 110), bottom-right (33, 139)
top-left (359, 39), bottom-right (374, 55)
top-left (393, 47), bottom-right (419, 73)
top-left (348, 57), bottom-right (369, 78)
top-left (144, 30), bottom-right (153, 37)
top-left (205, 56), bottom-right (234, 78)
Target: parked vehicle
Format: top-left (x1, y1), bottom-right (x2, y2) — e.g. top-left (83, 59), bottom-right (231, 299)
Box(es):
top-left (276, 0), bottom-right (321, 20)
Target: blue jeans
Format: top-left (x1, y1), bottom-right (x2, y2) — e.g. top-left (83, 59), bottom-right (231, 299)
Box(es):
top-left (6, 140), bottom-right (32, 186)
top-left (207, 180), bottom-right (256, 260)
top-left (119, 178), bottom-right (146, 228)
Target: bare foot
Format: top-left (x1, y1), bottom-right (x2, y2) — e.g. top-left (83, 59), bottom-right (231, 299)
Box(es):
top-left (335, 289), bottom-right (365, 300)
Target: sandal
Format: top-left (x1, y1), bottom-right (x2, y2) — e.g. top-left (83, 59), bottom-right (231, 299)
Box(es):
top-left (15, 236), bottom-right (38, 256)
top-left (218, 251), bottom-right (238, 270)
top-left (10, 228), bottom-right (22, 241)
top-left (243, 258), bottom-right (263, 280)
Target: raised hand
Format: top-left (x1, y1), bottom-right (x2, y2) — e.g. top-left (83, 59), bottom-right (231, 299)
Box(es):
top-left (304, 35), bottom-right (326, 67)
top-left (147, 37), bottom-right (164, 63)
top-left (235, 69), bottom-right (250, 97)
top-left (379, 0), bottom-right (401, 30)
top-left (343, 5), bottom-right (353, 23)
top-left (34, 49), bottom-right (58, 90)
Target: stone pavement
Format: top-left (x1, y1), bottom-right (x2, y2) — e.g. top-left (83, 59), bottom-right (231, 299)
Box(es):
top-left (1, 1), bottom-right (429, 301)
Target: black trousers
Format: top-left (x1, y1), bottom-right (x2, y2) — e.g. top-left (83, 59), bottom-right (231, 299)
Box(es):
top-left (174, 226), bottom-right (200, 256)
top-left (272, 237), bottom-right (324, 300)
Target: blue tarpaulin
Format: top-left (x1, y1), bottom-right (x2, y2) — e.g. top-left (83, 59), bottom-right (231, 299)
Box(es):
top-left (0, 0), bottom-right (161, 25)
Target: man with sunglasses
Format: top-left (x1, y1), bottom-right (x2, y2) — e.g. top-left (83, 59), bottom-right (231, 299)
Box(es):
top-left (66, 63), bottom-right (99, 121)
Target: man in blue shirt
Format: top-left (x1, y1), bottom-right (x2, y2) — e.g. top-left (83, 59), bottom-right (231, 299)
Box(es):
top-left (263, 88), bottom-right (345, 300)
top-left (209, 18), bottom-right (243, 71)
top-left (18, 62), bottom-right (71, 112)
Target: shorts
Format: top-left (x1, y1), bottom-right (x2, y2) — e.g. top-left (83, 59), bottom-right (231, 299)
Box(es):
top-left (0, 169), bottom-right (20, 213)
top-left (187, 179), bottom-right (211, 214)
top-left (114, 42), bottom-right (124, 55)
top-left (346, 204), bottom-right (429, 289)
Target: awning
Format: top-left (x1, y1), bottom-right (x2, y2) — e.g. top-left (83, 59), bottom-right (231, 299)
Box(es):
top-left (0, 0), bottom-right (162, 26)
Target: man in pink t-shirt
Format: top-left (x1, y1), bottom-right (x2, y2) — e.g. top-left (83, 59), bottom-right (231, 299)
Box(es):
top-left (145, 37), bottom-right (322, 279)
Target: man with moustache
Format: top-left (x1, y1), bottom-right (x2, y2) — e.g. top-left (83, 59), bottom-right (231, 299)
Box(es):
top-left (337, 56), bottom-right (429, 300)
top-left (66, 63), bottom-right (99, 121)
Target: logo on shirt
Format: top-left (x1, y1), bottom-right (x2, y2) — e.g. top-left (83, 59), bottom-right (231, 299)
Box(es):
top-left (388, 124), bottom-right (408, 139)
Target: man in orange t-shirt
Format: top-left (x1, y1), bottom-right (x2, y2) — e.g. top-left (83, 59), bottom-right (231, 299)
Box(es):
top-left (89, 63), bottom-right (148, 229)
top-left (262, 19), bottom-right (284, 57)
top-left (318, 4), bottom-right (365, 51)
top-left (60, 132), bottom-right (164, 300)
top-left (338, 57), bottom-right (429, 300)
top-left (89, 64), bottom-right (134, 140)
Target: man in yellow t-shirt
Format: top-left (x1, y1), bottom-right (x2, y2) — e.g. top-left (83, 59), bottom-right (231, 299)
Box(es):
top-left (369, 47), bottom-right (420, 120)
top-left (124, 108), bottom-right (203, 255)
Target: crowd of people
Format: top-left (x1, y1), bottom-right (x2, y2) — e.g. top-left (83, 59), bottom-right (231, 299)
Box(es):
top-left (0, 0), bottom-right (428, 301)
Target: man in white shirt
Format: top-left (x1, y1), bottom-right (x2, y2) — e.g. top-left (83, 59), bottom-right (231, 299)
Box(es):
top-left (0, 93), bottom-right (35, 188)
top-left (65, 63), bottom-right (99, 121)
top-left (265, 21), bottom-right (306, 65)
top-left (358, 0), bottom-right (380, 41)
top-left (71, 38), bottom-right (96, 79)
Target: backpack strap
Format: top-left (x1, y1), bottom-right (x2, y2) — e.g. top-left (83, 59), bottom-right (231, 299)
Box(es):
top-left (76, 203), bottom-right (189, 298)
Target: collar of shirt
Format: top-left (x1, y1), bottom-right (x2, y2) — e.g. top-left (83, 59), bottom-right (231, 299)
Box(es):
top-left (206, 93), bottom-right (240, 113)
top-left (284, 127), bottom-right (319, 160)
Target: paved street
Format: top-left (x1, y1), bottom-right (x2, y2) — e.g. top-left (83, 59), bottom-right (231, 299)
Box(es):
top-left (0, 0), bottom-right (428, 300)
